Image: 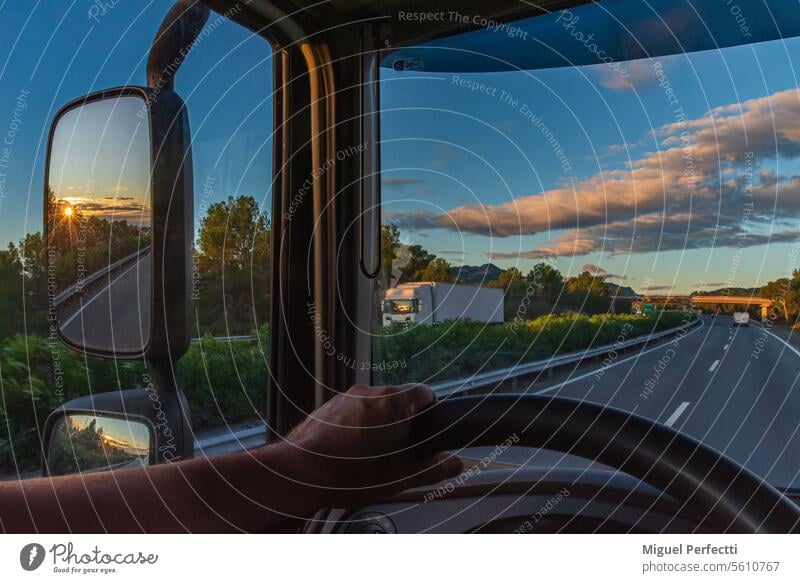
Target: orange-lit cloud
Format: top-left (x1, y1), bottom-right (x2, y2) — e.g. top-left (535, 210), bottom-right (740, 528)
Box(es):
top-left (391, 88), bottom-right (800, 258)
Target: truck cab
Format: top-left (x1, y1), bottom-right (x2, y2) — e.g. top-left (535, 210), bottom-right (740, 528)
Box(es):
top-left (3, 0), bottom-right (800, 536)
top-left (383, 284), bottom-right (427, 325)
top-left (383, 282), bottom-right (504, 326)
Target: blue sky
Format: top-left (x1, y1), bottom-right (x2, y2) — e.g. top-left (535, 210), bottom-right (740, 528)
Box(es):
top-left (0, 1), bottom-right (272, 247)
top-left (381, 35), bottom-right (800, 294)
top-left (2, 3), bottom-right (800, 295)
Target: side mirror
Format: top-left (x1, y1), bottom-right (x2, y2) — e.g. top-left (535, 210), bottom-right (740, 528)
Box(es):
top-left (47, 414), bottom-right (152, 475)
top-left (45, 86), bottom-right (193, 361)
top-left (42, 389), bottom-right (194, 476)
top-left (38, 1), bottom-right (209, 475)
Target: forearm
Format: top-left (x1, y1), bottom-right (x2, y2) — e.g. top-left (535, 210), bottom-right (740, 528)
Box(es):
top-left (0, 443), bottom-right (325, 533)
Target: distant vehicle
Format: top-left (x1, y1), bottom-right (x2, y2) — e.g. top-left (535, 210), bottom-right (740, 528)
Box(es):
top-left (382, 282), bottom-right (504, 326)
top-left (733, 312), bottom-right (750, 326)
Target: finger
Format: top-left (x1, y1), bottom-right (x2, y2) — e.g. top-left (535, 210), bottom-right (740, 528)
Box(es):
top-left (398, 383), bottom-right (437, 415)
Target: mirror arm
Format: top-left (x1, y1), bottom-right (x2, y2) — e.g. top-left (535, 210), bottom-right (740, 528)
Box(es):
top-left (146, 0), bottom-right (210, 91)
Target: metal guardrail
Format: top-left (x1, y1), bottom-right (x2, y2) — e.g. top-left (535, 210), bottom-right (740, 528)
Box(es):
top-left (194, 421), bottom-right (267, 456)
top-left (194, 318), bottom-right (700, 455)
top-left (190, 334), bottom-right (258, 344)
top-left (430, 318), bottom-right (701, 398)
top-left (1, 319), bottom-right (701, 467)
top-left (53, 247), bottom-right (151, 307)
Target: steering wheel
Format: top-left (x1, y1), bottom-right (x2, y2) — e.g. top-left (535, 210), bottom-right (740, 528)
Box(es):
top-left (407, 395), bottom-right (800, 533)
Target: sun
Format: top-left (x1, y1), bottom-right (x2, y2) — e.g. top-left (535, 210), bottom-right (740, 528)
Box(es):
top-left (63, 206), bottom-right (73, 218)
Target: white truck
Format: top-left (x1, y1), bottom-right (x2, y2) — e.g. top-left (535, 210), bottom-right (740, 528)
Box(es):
top-left (382, 282), bottom-right (504, 326)
top-left (733, 311), bottom-right (750, 326)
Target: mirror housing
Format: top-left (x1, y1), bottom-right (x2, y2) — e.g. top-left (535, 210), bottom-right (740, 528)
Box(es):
top-left (44, 86), bottom-right (193, 363)
top-left (41, 388), bottom-right (194, 476)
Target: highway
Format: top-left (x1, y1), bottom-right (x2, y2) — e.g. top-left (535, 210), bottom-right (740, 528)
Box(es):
top-left (467, 314), bottom-right (800, 491)
top-left (59, 252), bottom-right (151, 353)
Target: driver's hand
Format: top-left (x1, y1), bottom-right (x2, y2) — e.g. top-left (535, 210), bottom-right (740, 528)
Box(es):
top-left (283, 383), bottom-right (463, 507)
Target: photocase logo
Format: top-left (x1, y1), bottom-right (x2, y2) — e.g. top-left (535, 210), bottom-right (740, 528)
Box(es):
top-left (19, 543), bottom-right (46, 571)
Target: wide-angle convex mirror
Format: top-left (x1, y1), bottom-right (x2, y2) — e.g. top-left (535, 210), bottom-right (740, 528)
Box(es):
top-left (45, 87), bottom-right (193, 360)
top-left (47, 94), bottom-right (152, 355)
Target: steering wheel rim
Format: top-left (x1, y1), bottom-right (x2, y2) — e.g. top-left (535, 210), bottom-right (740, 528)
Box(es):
top-left (410, 395), bottom-right (800, 533)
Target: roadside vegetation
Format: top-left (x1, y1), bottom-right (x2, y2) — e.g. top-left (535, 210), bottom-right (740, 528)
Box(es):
top-left (1, 193), bottom-right (272, 474)
top-left (374, 311), bottom-right (694, 385)
top-left (0, 311), bottom-right (694, 475)
top-left (0, 329), bottom-right (269, 475)
top-left (0, 207), bottom-right (786, 475)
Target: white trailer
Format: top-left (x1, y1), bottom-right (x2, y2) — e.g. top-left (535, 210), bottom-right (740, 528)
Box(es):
top-left (382, 282), bottom-right (504, 326)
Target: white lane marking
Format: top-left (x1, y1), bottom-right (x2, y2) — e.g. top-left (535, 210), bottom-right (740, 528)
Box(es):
top-left (753, 323), bottom-right (800, 361)
top-left (723, 344), bottom-right (729, 350)
top-left (534, 319), bottom-right (705, 395)
top-left (708, 359), bottom-right (720, 372)
top-left (664, 401), bottom-right (691, 427)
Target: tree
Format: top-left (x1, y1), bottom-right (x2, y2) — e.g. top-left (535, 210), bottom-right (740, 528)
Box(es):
top-left (380, 224), bottom-right (401, 290)
top-left (398, 244), bottom-right (436, 284)
top-left (564, 270), bottom-right (611, 314)
top-left (488, 267), bottom-right (526, 294)
top-left (567, 270), bottom-right (610, 296)
top-left (420, 257), bottom-right (452, 282)
top-left (758, 272), bottom-right (800, 324)
top-left (528, 263), bottom-right (564, 299)
top-left (196, 195), bottom-right (271, 335)
top-left (0, 246), bottom-right (23, 338)
top-left (760, 277), bottom-right (791, 321)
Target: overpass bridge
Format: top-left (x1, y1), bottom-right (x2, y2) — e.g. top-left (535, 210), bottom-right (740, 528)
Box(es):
top-left (688, 295), bottom-right (773, 319)
top-left (611, 294), bottom-right (774, 319)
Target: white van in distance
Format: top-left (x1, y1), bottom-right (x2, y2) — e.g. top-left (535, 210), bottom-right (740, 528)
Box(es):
top-left (733, 312), bottom-right (750, 326)
top-left (382, 282), bottom-right (504, 326)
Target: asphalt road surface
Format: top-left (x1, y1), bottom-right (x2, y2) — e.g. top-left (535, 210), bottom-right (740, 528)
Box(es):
top-left (59, 252), bottom-right (151, 353)
top-left (465, 314), bottom-right (800, 491)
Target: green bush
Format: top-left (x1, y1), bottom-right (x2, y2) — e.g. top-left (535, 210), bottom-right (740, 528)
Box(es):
top-left (177, 328), bottom-right (269, 430)
top-left (374, 311), bottom-right (694, 384)
top-left (0, 326), bottom-right (270, 474)
top-left (1, 312), bottom-right (693, 474)
top-left (0, 334), bottom-right (145, 473)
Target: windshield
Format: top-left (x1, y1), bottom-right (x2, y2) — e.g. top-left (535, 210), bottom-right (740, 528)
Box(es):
top-left (374, 7), bottom-right (800, 490)
top-left (384, 299), bottom-right (418, 314)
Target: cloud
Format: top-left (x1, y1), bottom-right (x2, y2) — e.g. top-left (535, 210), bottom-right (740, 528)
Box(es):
top-left (583, 263), bottom-right (606, 275)
top-left (582, 263), bottom-right (627, 280)
top-left (486, 249), bottom-right (563, 260)
top-left (640, 284), bottom-right (675, 291)
top-left (438, 250), bottom-right (465, 256)
top-left (432, 145), bottom-right (458, 168)
top-left (382, 178), bottom-right (425, 189)
top-left (392, 88), bottom-right (800, 258)
top-left (599, 59), bottom-right (660, 91)
top-left (694, 281), bottom-right (726, 287)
